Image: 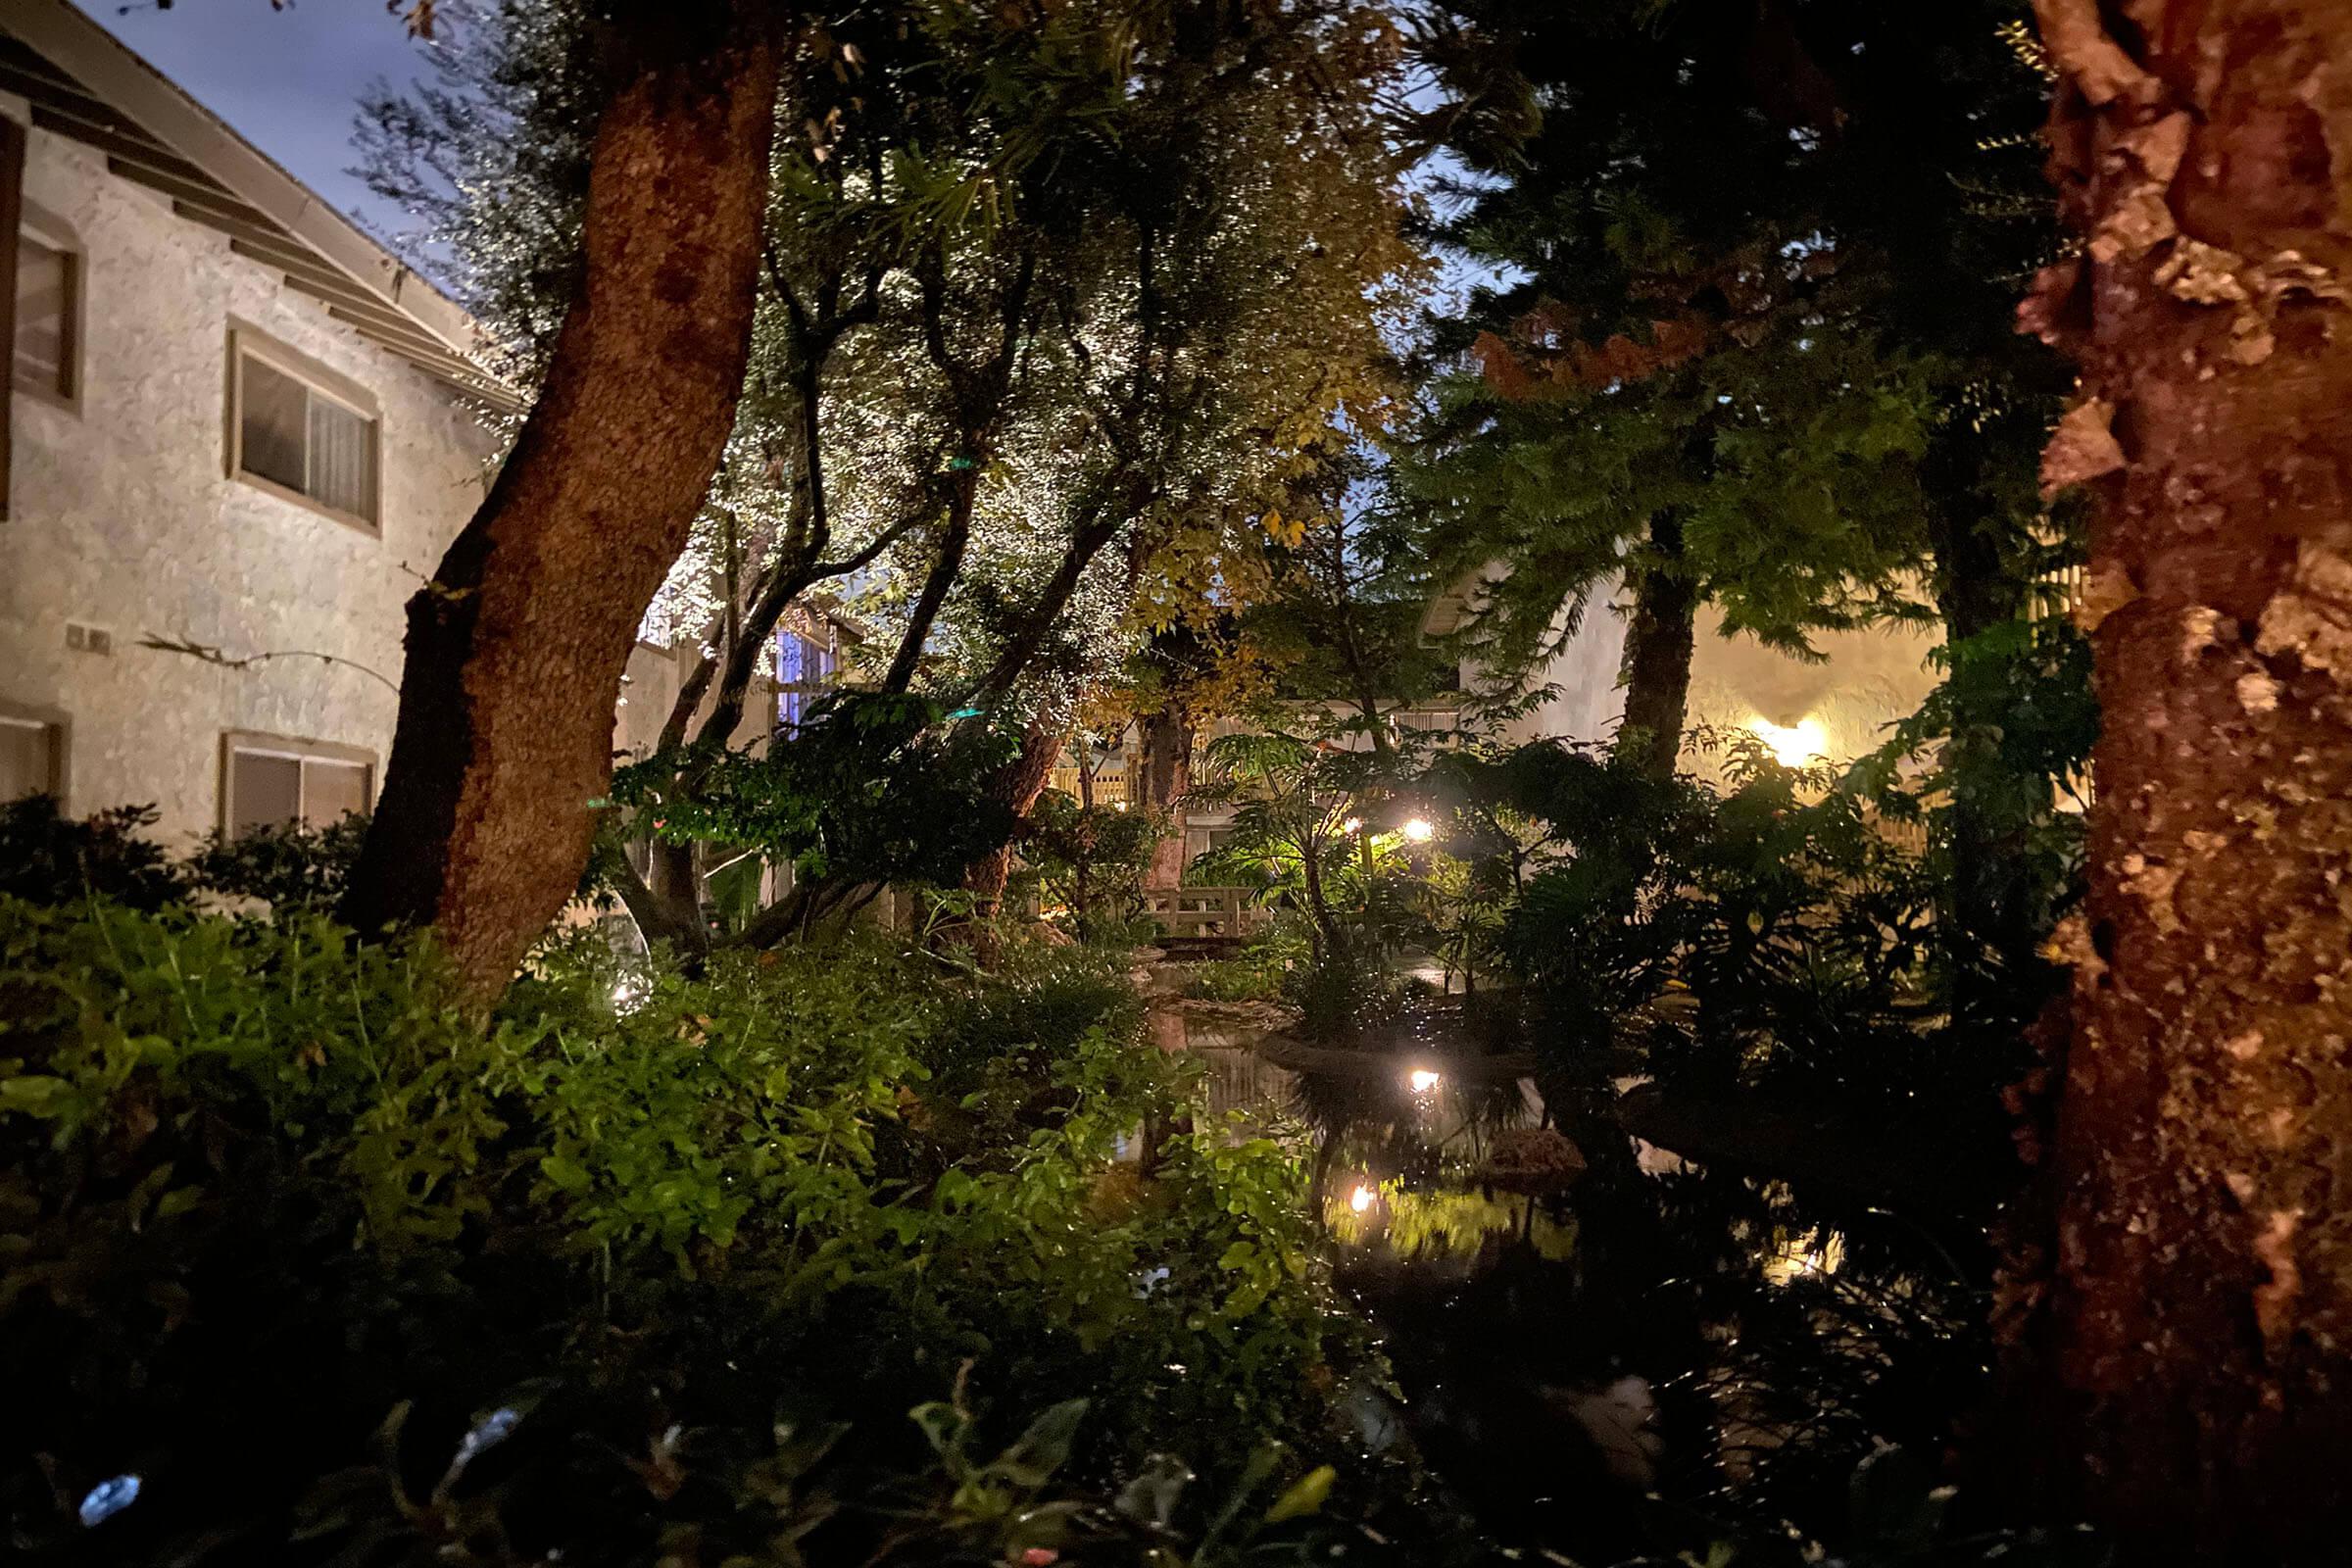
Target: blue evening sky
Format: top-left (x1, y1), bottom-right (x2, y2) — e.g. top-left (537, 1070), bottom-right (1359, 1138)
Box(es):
top-left (71, 0), bottom-right (431, 239)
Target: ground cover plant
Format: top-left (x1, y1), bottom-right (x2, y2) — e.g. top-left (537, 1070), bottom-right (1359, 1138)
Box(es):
top-left (0, 890), bottom-right (1364, 1564)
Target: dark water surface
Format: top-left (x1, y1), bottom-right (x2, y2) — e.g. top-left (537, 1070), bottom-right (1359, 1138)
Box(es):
top-left (1168, 999), bottom-right (1989, 1562)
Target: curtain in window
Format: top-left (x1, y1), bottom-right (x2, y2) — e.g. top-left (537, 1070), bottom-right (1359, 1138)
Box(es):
top-left (308, 398), bottom-right (374, 521)
top-left (777, 631), bottom-right (807, 729)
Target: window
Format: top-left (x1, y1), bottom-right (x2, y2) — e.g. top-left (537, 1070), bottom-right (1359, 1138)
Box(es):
top-left (15, 215), bottom-right (79, 405)
top-left (227, 325), bottom-right (379, 529)
top-left (0, 704), bottom-right (65, 803)
top-left (221, 733), bottom-right (372, 838)
top-left (776, 628), bottom-right (838, 730)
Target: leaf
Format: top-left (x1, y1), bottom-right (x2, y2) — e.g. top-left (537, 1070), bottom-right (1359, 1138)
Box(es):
top-left (0, 1074), bottom-right (72, 1116)
top-left (540, 1153), bottom-right (592, 1194)
top-left (910, 1400), bottom-right (968, 1463)
top-left (1261, 1465), bottom-right (1334, 1523)
top-left (993, 1397), bottom-right (1090, 1488)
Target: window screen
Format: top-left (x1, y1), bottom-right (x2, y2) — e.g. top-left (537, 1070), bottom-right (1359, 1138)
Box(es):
top-left (236, 347), bottom-right (378, 524)
top-left (0, 717), bottom-right (58, 803)
top-left (14, 234), bottom-right (73, 398)
top-left (303, 759), bottom-right (369, 826)
top-left (227, 745), bottom-right (371, 837)
top-left (230, 751), bottom-right (302, 837)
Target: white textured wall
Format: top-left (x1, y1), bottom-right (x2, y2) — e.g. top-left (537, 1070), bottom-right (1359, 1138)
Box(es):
top-left (1493, 572), bottom-right (1941, 777)
top-left (1492, 574), bottom-right (1632, 749)
top-left (613, 641), bottom-right (781, 762)
top-left (0, 119), bottom-right (501, 844)
top-left (1682, 604), bottom-right (1940, 781)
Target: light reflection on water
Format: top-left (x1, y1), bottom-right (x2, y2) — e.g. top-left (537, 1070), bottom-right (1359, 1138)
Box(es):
top-left (1156, 996), bottom-right (1975, 1561)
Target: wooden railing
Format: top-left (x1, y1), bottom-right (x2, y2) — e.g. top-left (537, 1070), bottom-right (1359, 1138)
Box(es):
top-left (1144, 886), bottom-right (1260, 940)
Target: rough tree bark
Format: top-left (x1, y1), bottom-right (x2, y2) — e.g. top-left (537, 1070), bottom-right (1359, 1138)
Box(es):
top-left (2007, 1), bottom-right (2352, 1554)
top-left (1617, 512), bottom-right (1696, 779)
top-left (1136, 702), bottom-right (1193, 889)
top-left (341, 13), bottom-right (782, 995)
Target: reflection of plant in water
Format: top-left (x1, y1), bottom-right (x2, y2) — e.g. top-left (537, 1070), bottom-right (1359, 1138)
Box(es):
top-left (1327, 1182), bottom-right (1575, 1261)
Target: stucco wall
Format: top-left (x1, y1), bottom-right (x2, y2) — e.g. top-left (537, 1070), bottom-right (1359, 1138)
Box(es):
top-left (1491, 579), bottom-right (1630, 749)
top-left (0, 115), bottom-right (502, 845)
top-left (613, 642), bottom-right (783, 763)
top-left (1682, 605), bottom-right (1940, 780)
top-left (1494, 572), bottom-right (1941, 778)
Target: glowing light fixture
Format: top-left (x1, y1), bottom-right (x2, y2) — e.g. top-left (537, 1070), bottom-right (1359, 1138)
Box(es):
top-left (1748, 715), bottom-right (1828, 768)
top-left (1342, 816), bottom-right (1364, 835)
top-left (1348, 1184), bottom-right (1377, 1214)
top-left (1408, 1068), bottom-right (1442, 1094)
top-left (1402, 817), bottom-right (1435, 843)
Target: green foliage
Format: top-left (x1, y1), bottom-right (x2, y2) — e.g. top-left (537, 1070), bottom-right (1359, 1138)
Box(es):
top-left (1189, 731), bottom-right (1396, 956)
top-left (601, 693), bottom-right (1021, 935)
top-left (0, 897), bottom-right (1362, 1561)
top-left (185, 811), bottom-right (370, 911)
top-left (1396, 0), bottom-right (2067, 705)
top-left (1017, 788), bottom-right (1170, 937)
top-left (1430, 738), bottom-right (1986, 1106)
top-left (1182, 917), bottom-right (1312, 1004)
top-left (1852, 612), bottom-right (2094, 1035)
top-left (0, 795), bottom-right (186, 911)
top-left (193, 1379), bottom-right (1409, 1568)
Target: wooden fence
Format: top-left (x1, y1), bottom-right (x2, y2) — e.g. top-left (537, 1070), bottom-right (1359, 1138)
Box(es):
top-left (1143, 886), bottom-right (1261, 941)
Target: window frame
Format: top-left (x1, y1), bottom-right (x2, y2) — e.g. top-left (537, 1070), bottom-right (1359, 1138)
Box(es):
top-left (0, 696), bottom-right (69, 805)
top-left (219, 730), bottom-right (375, 839)
top-left (14, 202), bottom-right (83, 415)
top-left (223, 319), bottom-right (382, 536)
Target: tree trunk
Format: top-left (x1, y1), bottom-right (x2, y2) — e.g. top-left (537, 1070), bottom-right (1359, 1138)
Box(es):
top-left (341, 18), bottom-right (781, 996)
top-left (963, 713), bottom-right (1064, 916)
top-left (2009, 2), bottom-right (2352, 1554)
top-left (1298, 830), bottom-right (1339, 964)
top-left (1137, 702), bottom-right (1193, 889)
top-left (1617, 514), bottom-right (1696, 779)
top-left (882, 467), bottom-right (976, 694)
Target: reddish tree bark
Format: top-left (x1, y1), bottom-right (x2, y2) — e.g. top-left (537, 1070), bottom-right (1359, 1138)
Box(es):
top-left (342, 13), bottom-right (781, 995)
top-left (1136, 701), bottom-right (1193, 889)
top-left (2009, 1), bottom-right (2352, 1553)
top-left (961, 711), bottom-right (1066, 927)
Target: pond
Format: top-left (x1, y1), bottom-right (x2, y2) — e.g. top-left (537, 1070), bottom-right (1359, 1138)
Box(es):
top-left (1160, 992), bottom-right (1992, 1563)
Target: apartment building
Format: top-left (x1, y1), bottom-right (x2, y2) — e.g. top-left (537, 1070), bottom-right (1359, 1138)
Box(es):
top-left (0, 0), bottom-right (520, 844)
top-left (0, 0), bottom-right (840, 858)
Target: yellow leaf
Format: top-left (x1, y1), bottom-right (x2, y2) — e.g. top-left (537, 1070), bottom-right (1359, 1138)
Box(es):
top-left (1263, 1465), bottom-right (1335, 1523)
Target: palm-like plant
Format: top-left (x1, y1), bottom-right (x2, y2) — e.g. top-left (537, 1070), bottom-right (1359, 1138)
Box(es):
top-left (1185, 732), bottom-right (1364, 963)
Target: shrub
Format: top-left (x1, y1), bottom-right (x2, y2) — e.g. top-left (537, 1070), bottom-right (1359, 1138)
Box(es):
top-left (0, 794), bottom-right (186, 910)
top-left (0, 896), bottom-right (1362, 1562)
top-left (1182, 915), bottom-right (1311, 1004)
top-left (185, 811), bottom-right (370, 911)
top-left (1017, 788), bottom-right (1170, 937)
